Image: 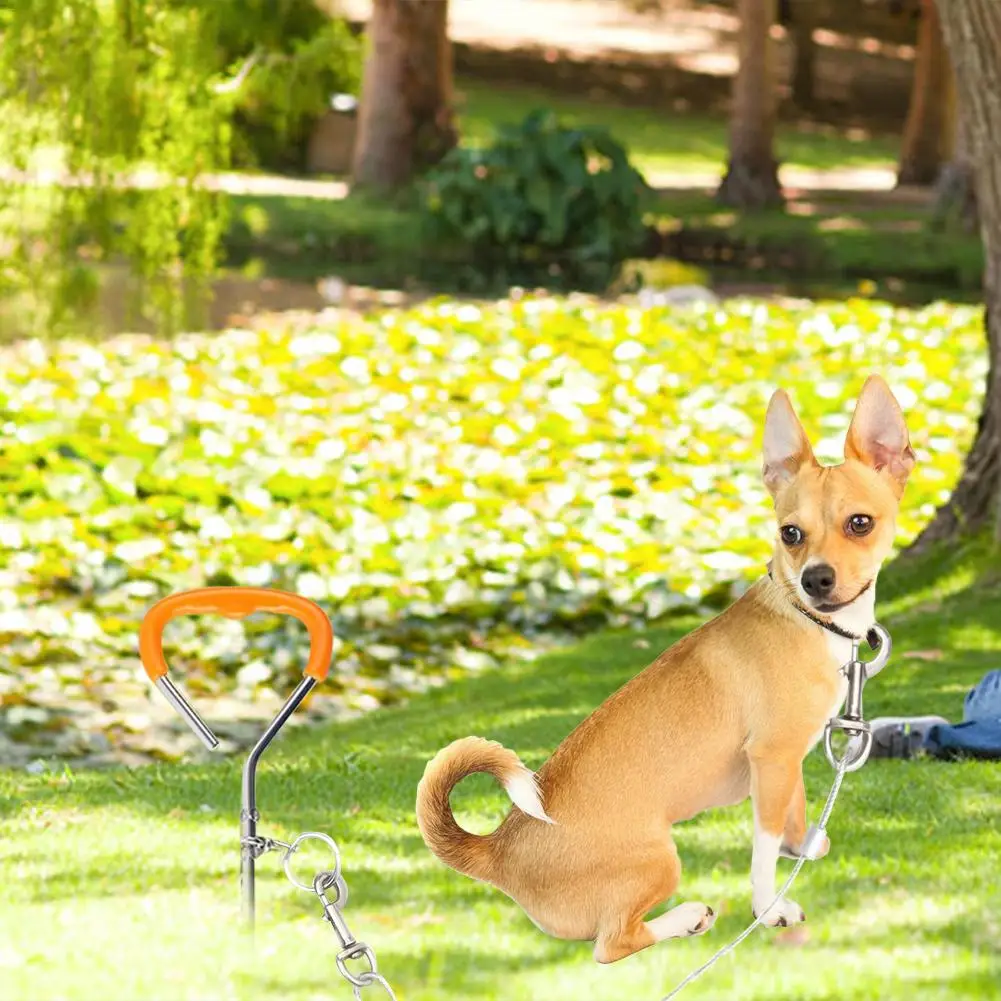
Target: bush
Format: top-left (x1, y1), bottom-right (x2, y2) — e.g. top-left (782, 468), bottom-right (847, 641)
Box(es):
top-left (422, 109), bottom-right (650, 268)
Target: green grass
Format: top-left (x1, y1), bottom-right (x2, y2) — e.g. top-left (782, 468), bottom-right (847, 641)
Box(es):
top-left (2, 539), bottom-right (1000, 1000)
top-left (457, 79), bottom-right (899, 178)
top-left (222, 187), bottom-right (985, 300)
top-left (646, 192), bottom-right (986, 294)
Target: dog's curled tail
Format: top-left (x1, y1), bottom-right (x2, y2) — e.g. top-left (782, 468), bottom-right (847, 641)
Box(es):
top-left (416, 736), bottom-right (553, 881)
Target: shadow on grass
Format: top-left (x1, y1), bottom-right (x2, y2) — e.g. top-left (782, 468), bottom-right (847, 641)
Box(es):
top-left (245, 937), bottom-right (582, 998)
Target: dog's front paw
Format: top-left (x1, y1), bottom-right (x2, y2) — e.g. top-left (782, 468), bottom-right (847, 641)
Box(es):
top-left (753, 897), bottom-right (806, 928)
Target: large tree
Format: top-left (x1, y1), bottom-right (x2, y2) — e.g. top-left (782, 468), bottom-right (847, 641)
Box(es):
top-left (915, 0), bottom-right (1001, 546)
top-left (786, 0), bottom-right (818, 110)
top-left (932, 88), bottom-right (978, 232)
top-left (897, 0), bottom-right (951, 187)
top-left (352, 0), bottom-right (457, 191)
top-left (717, 0), bottom-right (784, 209)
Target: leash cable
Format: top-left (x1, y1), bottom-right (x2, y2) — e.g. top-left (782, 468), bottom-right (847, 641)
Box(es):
top-left (659, 754), bottom-right (851, 1001)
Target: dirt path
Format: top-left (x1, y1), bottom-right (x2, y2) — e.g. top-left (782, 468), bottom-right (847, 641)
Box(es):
top-left (340, 0), bottom-right (915, 122)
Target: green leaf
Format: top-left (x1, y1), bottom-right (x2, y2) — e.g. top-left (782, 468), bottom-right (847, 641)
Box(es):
top-left (101, 457), bottom-right (143, 498)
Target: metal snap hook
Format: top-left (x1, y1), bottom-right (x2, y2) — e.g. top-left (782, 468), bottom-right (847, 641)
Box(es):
top-left (861, 622), bottom-right (891, 680)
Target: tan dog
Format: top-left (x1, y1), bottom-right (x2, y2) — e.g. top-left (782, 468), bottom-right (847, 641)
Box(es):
top-left (416, 376), bottom-right (915, 963)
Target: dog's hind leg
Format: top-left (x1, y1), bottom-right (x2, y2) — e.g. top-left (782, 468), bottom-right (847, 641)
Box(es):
top-left (593, 839), bottom-right (714, 963)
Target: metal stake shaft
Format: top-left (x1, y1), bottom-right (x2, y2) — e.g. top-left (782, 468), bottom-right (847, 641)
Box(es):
top-left (240, 676), bottom-right (317, 931)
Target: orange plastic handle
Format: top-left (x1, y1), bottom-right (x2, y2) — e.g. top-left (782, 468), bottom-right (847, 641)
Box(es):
top-left (139, 587), bottom-right (333, 684)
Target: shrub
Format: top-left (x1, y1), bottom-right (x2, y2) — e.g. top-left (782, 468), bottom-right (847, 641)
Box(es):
top-left (422, 109), bottom-right (650, 267)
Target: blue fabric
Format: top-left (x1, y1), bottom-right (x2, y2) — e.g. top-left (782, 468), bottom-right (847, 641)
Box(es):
top-left (964, 669), bottom-right (1001, 722)
top-left (923, 719), bottom-right (1001, 759)
top-left (923, 670), bottom-right (1001, 760)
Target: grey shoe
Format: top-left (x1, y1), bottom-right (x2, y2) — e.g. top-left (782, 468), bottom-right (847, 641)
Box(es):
top-left (868, 715), bottom-right (950, 759)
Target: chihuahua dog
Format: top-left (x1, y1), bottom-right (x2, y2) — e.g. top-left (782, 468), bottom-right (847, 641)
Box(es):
top-left (416, 376), bottom-right (914, 963)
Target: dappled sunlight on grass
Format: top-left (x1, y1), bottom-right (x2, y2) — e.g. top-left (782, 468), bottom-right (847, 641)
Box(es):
top-left (456, 79), bottom-right (899, 178)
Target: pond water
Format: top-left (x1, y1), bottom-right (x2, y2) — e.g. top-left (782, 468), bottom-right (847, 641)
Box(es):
top-left (0, 257), bottom-right (979, 341)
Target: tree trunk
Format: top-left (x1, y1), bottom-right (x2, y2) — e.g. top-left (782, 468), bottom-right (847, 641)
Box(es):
top-left (932, 84), bottom-right (978, 232)
top-left (897, 0), bottom-right (951, 187)
top-left (717, 0), bottom-right (783, 209)
top-left (913, 0), bottom-right (1001, 548)
top-left (352, 0), bottom-right (457, 191)
top-left (789, 0), bottom-right (817, 110)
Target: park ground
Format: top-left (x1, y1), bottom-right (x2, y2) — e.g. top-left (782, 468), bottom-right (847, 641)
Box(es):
top-left (216, 69), bottom-right (982, 328)
top-left (216, 0), bottom-right (982, 310)
top-left (1, 540), bottom-right (999, 1000)
top-left (1, 5), bottom-right (998, 1000)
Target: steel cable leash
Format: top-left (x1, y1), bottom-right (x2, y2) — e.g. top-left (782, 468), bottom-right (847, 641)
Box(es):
top-left (244, 831), bottom-right (399, 1000)
top-left (659, 623), bottom-right (892, 1001)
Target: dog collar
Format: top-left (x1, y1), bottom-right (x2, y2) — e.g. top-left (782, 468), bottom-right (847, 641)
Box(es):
top-left (767, 566), bottom-right (879, 647)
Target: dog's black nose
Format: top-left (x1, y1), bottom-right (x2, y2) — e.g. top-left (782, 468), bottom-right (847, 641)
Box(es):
top-left (802, 564), bottom-right (836, 599)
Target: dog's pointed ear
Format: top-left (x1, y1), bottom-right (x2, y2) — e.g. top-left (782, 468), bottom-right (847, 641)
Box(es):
top-left (762, 389), bottom-right (816, 498)
top-left (844, 375), bottom-right (915, 495)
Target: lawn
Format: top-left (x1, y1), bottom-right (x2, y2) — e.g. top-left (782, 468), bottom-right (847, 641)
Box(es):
top-left (221, 185), bottom-right (985, 300)
top-left (456, 79), bottom-right (900, 179)
top-left (0, 272), bottom-right (994, 1001)
top-left (2, 538), bottom-right (1000, 1001)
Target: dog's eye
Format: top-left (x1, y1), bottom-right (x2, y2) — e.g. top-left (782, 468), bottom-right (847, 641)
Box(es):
top-left (780, 524), bottom-right (804, 546)
top-left (846, 514), bottom-right (874, 537)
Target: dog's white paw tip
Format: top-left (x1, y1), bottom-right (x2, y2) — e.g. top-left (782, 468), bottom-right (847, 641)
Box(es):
top-left (755, 899), bottom-right (806, 928)
top-left (689, 904), bottom-right (716, 936)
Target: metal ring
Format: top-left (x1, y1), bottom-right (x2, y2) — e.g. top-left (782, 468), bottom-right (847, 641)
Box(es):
top-left (354, 976), bottom-right (396, 1001)
top-left (352, 972), bottom-right (397, 1000)
top-left (282, 831), bottom-right (342, 892)
top-left (314, 868), bottom-right (340, 894)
